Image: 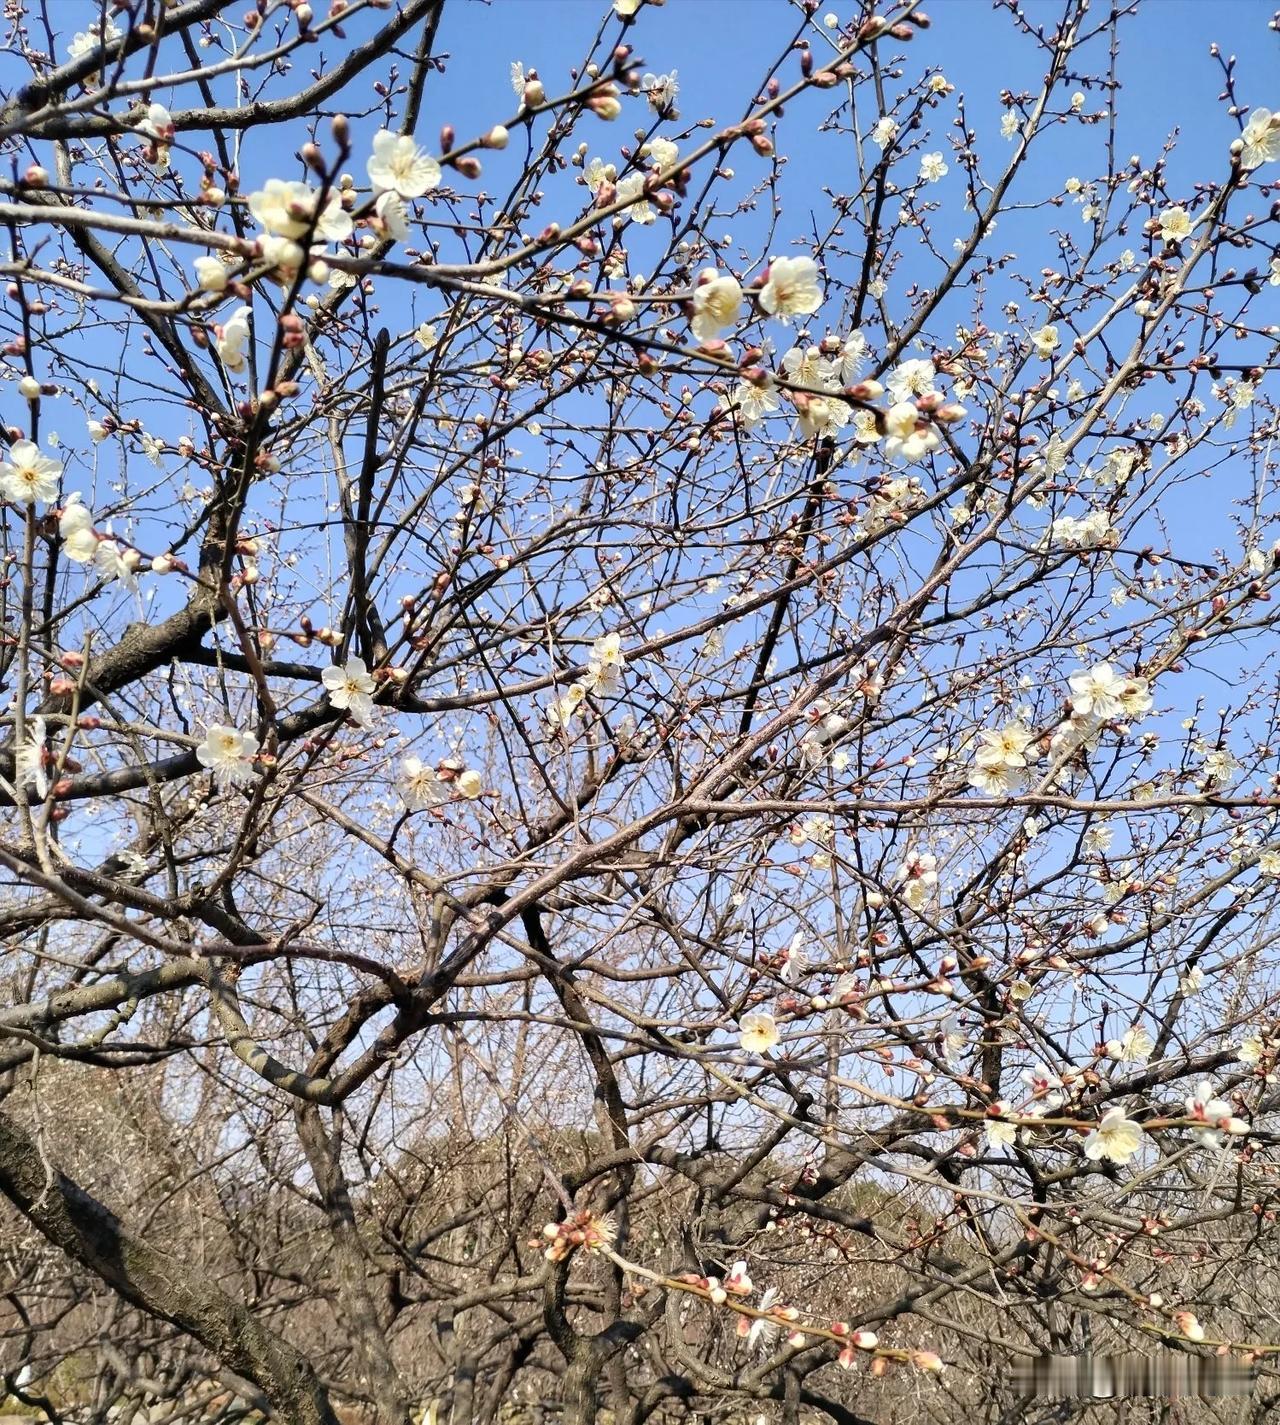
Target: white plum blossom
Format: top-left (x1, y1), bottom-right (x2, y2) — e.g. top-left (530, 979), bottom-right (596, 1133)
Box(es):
top-left (870, 116), bottom-right (898, 147)
top-left (14, 717), bottom-right (50, 800)
top-left (918, 151), bottom-right (947, 183)
top-left (718, 376), bottom-right (780, 428)
top-left (1031, 324), bottom-right (1060, 358)
top-left (1157, 205), bottom-right (1194, 244)
top-left (248, 179), bottom-right (352, 243)
top-left (193, 255), bottom-right (229, 293)
top-left (897, 850), bottom-right (938, 910)
top-left (58, 495), bottom-right (98, 563)
top-left (1021, 1063), bottom-right (1063, 1098)
top-left (1068, 662), bottom-right (1128, 721)
top-left (758, 256), bottom-right (823, 321)
top-left (985, 1109), bottom-right (1017, 1150)
top-left (883, 411), bottom-right (941, 463)
top-left (216, 306), bottom-right (253, 374)
top-left (974, 721), bottom-right (1034, 771)
top-left (781, 345), bottom-right (836, 389)
top-left (1238, 1035), bottom-right (1265, 1065)
top-left (1105, 1026), bottom-right (1154, 1062)
top-left (1049, 511), bottom-right (1114, 550)
top-left (547, 682), bottom-right (589, 728)
top-left (1201, 746), bottom-right (1238, 783)
top-left (399, 755), bottom-right (447, 809)
top-left (691, 270), bottom-right (744, 341)
top-left (376, 191), bottom-right (409, 242)
top-left (94, 536), bottom-right (140, 588)
top-left (322, 656), bottom-right (377, 729)
top-left (613, 171), bottom-right (654, 226)
top-left (886, 358), bottom-right (937, 402)
top-left (1184, 1080), bottom-right (1248, 1149)
top-left (778, 931), bottom-right (806, 984)
top-left (644, 136), bottom-right (679, 170)
top-left (743, 1287), bottom-right (781, 1349)
top-left (195, 725), bottom-right (259, 787)
top-left (969, 761), bottom-right (1020, 796)
top-left (794, 393), bottom-right (849, 439)
top-left (367, 130), bottom-right (442, 198)
top-left (739, 1012), bottom-right (780, 1055)
top-left (832, 330), bottom-right (868, 381)
top-left (1092, 448), bottom-right (1137, 488)
top-left (1082, 1108), bottom-right (1142, 1164)
top-left (68, 18), bottom-right (121, 59)
top-left (641, 70), bottom-right (678, 115)
top-left (1240, 108), bottom-right (1280, 170)
top-left (0, 441), bottom-right (62, 504)
top-left (586, 631), bottom-right (626, 694)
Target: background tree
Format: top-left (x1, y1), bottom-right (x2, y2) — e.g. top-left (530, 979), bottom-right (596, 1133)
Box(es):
top-left (1, 1), bottom-right (1280, 1423)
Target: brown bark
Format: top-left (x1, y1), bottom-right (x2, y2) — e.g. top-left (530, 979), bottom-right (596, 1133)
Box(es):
top-left (0, 1107), bottom-right (339, 1425)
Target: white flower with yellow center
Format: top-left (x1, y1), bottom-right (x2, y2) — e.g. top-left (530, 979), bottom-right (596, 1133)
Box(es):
top-left (758, 256), bottom-right (823, 321)
top-left (195, 725), bottom-right (258, 787)
top-left (0, 440), bottom-right (62, 505)
top-left (1157, 205), bottom-right (1194, 245)
top-left (1082, 1107), bottom-right (1142, 1164)
top-left (691, 270), bottom-right (743, 341)
top-left (367, 130), bottom-right (442, 199)
top-left (739, 1012), bottom-right (780, 1055)
top-left (322, 656), bottom-right (377, 729)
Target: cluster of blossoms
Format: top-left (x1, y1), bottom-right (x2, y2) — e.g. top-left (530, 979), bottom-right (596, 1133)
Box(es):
top-left (969, 661), bottom-right (1152, 796)
top-left (716, 336), bottom-right (964, 464)
top-left (245, 177), bottom-right (353, 282)
top-left (194, 669), bottom-right (485, 804)
top-left (896, 850), bottom-right (939, 911)
top-left (991, 1070), bottom-right (1249, 1169)
top-left (537, 1227), bottom-right (946, 1375)
top-left (546, 632), bottom-right (627, 727)
top-left (193, 129), bottom-right (442, 327)
top-left (399, 755), bottom-right (483, 807)
top-left (1183, 1080), bottom-right (1249, 1150)
top-left (986, 1062), bottom-right (1076, 1150)
top-left (798, 707), bottom-right (852, 767)
top-left (540, 1209), bottom-right (617, 1263)
top-left (57, 495), bottom-right (144, 587)
top-left (0, 448), bottom-right (159, 589)
top-left (1104, 1024), bottom-right (1154, 1062)
top-left (67, 17), bottom-right (120, 58)
top-left (1048, 509), bottom-right (1115, 550)
top-left (683, 254), bottom-right (961, 456)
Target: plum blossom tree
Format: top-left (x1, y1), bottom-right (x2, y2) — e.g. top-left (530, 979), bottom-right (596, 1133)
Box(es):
top-left (1, 1), bottom-right (1280, 1423)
